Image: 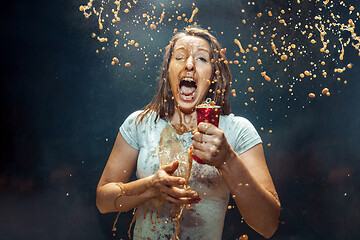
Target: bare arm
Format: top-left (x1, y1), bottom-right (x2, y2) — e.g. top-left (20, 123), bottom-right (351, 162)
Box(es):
top-left (96, 132), bottom-right (201, 214)
top-left (96, 132), bottom-right (151, 213)
top-left (192, 123), bottom-right (280, 238)
top-left (217, 144), bottom-right (280, 238)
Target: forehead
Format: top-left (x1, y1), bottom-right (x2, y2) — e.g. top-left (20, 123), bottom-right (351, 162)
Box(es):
top-left (173, 35), bottom-right (211, 52)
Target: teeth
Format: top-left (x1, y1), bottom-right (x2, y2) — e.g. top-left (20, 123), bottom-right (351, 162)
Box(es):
top-left (182, 77), bottom-right (194, 82)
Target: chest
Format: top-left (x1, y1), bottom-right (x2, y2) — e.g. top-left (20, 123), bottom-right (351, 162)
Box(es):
top-left (136, 123), bottom-right (229, 199)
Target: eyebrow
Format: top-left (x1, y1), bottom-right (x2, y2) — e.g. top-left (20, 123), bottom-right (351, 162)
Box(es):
top-left (173, 46), bottom-right (210, 54)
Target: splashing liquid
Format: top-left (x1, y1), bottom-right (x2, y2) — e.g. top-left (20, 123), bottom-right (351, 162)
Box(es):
top-left (79, 0), bottom-right (360, 237)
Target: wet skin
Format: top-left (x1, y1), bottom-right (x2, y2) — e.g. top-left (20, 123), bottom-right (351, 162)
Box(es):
top-left (168, 35), bottom-right (213, 114)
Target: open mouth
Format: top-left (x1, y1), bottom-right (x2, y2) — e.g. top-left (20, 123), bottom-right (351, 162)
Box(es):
top-left (179, 77), bottom-right (197, 101)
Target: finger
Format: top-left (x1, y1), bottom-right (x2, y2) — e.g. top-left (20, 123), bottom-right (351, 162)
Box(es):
top-left (156, 175), bottom-right (186, 186)
top-left (160, 192), bottom-right (201, 205)
top-left (192, 139), bottom-right (206, 152)
top-left (192, 127), bottom-right (199, 135)
top-left (197, 122), bottom-right (219, 135)
top-left (161, 160), bottom-right (179, 174)
top-left (192, 140), bottom-right (217, 154)
top-left (160, 192), bottom-right (181, 204)
top-left (193, 132), bottom-right (213, 142)
top-left (167, 186), bottom-right (200, 199)
top-left (191, 145), bottom-right (213, 163)
top-left (178, 196), bottom-right (202, 204)
top-left (159, 187), bottom-right (201, 203)
top-left (192, 132), bottom-right (221, 147)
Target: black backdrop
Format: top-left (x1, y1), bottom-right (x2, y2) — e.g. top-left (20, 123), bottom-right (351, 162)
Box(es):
top-left (1, 0), bottom-right (360, 239)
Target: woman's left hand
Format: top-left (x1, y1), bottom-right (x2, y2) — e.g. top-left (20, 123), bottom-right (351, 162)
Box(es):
top-left (192, 122), bottom-right (234, 168)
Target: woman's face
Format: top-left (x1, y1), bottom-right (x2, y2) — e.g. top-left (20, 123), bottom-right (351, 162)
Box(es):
top-left (168, 35), bottom-right (213, 114)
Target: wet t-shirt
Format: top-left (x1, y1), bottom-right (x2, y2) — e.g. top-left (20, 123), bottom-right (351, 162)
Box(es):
top-left (119, 110), bottom-right (262, 240)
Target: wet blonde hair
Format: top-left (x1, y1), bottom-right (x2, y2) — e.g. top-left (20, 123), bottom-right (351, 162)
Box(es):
top-left (137, 25), bottom-right (232, 124)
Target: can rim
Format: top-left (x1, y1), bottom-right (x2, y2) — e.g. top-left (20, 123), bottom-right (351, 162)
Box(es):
top-left (195, 105), bottom-right (221, 109)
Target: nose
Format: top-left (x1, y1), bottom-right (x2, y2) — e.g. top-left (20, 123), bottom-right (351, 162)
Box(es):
top-left (185, 55), bottom-right (195, 71)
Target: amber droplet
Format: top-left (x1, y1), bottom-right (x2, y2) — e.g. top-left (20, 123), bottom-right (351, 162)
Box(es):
top-left (308, 93), bottom-right (315, 98)
top-left (321, 88), bottom-right (329, 95)
top-left (239, 234), bottom-right (248, 240)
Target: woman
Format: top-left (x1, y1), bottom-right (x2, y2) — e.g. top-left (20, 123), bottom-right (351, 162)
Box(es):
top-left (96, 26), bottom-right (280, 239)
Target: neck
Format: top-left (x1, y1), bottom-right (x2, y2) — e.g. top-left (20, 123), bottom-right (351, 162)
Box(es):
top-left (170, 107), bottom-right (197, 134)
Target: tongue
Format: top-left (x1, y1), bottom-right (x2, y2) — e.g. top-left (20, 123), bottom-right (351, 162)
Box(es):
top-left (180, 85), bottom-right (196, 96)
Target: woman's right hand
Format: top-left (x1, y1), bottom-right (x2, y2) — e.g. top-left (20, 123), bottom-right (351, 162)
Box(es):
top-left (150, 161), bottom-right (201, 205)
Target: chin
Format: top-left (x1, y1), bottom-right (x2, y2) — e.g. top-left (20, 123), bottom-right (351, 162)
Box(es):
top-left (176, 95), bottom-right (198, 113)
top-left (177, 102), bottom-right (196, 114)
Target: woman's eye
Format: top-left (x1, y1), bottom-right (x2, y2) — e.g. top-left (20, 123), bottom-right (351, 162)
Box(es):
top-left (175, 56), bottom-right (184, 60)
top-left (198, 57), bottom-right (207, 62)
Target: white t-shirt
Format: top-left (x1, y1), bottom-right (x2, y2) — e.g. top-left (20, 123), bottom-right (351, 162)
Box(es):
top-left (119, 110), bottom-right (262, 240)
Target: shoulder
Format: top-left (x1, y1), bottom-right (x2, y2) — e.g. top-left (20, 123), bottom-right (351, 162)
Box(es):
top-left (124, 110), bottom-right (143, 124)
top-left (220, 113), bottom-right (256, 131)
top-left (120, 110), bottom-right (164, 135)
top-left (119, 110), bottom-right (159, 150)
top-left (220, 113), bottom-right (262, 155)
top-left (123, 110), bottom-right (157, 125)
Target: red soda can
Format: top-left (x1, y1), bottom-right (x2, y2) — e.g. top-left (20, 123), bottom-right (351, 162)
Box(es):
top-left (190, 104), bottom-right (221, 164)
top-left (196, 105), bottom-right (220, 127)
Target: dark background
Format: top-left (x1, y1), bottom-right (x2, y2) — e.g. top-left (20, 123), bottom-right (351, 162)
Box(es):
top-left (1, 0), bottom-right (360, 239)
